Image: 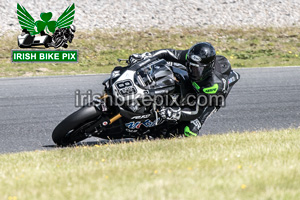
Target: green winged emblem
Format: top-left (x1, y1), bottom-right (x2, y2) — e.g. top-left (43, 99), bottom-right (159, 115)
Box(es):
top-left (17, 3), bottom-right (75, 35)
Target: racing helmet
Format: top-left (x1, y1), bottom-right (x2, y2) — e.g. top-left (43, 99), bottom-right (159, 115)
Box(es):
top-left (186, 42), bottom-right (216, 82)
top-left (70, 25), bottom-right (76, 33)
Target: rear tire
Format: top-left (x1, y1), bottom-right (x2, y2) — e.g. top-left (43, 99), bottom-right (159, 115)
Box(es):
top-left (52, 105), bottom-right (102, 146)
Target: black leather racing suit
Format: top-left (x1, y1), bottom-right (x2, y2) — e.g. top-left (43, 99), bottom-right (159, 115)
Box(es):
top-left (149, 49), bottom-right (233, 135)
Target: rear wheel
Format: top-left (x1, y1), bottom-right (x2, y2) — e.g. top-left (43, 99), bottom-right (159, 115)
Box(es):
top-left (52, 106), bottom-right (102, 146)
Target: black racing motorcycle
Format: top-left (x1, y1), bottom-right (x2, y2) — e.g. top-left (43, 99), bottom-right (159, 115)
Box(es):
top-left (52, 57), bottom-right (240, 146)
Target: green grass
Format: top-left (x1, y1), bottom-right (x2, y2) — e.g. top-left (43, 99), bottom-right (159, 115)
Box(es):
top-left (1, 128), bottom-right (300, 200)
top-left (1, 26), bottom-right (300, 77)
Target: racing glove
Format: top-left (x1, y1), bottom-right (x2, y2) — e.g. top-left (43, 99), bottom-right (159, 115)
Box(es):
top-left (158, 107), bottom-right (181, 121)
top-left (128, 52), bottom-right (152, 64)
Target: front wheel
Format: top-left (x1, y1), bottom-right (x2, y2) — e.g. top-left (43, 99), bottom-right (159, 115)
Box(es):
top-left (52, 106), bottom-right (102, 146)
top-left (53, 37), bottom-right (65, 48)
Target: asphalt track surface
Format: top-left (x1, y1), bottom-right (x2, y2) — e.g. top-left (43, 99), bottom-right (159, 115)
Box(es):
top-left (1, 67), bottom-right (300, 153)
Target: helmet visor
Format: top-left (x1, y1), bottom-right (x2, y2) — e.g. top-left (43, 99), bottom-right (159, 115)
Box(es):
top-left (188, 55), bottom-right (213, 81)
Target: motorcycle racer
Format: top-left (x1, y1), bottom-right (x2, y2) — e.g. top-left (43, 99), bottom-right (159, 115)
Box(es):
top-left (52, 42), bottom-right (240, 146)
top-left (129, 42), bottom-right (239, 136)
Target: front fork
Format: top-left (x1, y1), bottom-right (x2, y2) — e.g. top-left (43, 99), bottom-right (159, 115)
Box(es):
top-left (84, 94), bottom-right (122, 137)
top-left (97, 93), bottom-right (122, 124)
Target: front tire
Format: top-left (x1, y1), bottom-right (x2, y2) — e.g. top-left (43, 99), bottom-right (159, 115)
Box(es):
top-left (53, 38), bottom-right (64, 48)
top-left (52, 105), bottom-right (102, 146)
